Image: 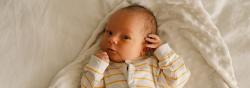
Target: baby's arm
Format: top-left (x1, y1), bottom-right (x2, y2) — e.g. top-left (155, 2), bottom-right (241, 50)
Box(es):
top-left (154, 44), bottom-right (191, 88)
top-left (81, 51), bottom-right (109, 88)
top-left (145, 34), bottom-right (190, 88)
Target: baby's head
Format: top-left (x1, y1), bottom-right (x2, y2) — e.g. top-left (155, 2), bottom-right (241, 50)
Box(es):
top-left (100, 5), bottom-right (157, 62)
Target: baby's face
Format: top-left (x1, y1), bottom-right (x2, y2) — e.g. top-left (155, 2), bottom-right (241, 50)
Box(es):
top-left (100, 10), bottom-right (147, 62)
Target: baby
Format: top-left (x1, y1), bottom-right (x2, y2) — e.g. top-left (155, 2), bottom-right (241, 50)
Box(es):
top-left (81, 5), bottom-right (190, 88)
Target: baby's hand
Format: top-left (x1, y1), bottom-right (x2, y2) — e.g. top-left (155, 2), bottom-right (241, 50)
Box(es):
top-left (95, 50), bottom-right (110, 63)
top-left (145, 34), bottom-right (162, 49)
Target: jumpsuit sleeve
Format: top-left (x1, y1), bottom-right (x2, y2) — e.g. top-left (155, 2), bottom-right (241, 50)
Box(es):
top-left (154, 43), bottom-right (191, 88)
top-left (81, 55), bottom-right (109, 88)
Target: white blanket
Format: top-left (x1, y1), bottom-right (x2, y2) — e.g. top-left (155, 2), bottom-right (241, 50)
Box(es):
top-left (49, 0), bottom-right (238, 88)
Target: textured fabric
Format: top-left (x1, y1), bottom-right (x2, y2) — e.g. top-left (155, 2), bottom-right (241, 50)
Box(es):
top-left (48, 0), bottom-right (239, 88)
top-left (81, 44), bottom-right (190, 88)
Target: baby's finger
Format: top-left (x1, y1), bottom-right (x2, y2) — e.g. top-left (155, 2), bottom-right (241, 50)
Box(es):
top-left (148, 34), bottom-right (160, 40)
top-left (96, 51), bottom-right (105, 55)
top-left (146, 37), bottom-right (160, 43)
top-left (146, 43), bottom-right (160, 48)
top-left (96, 51), bottom-right (108, 58)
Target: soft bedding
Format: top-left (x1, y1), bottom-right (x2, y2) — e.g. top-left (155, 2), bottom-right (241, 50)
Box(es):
top-left (0, 0), bottom-right (249, 88)
top-left (49, 0), bottom-right (238, 88)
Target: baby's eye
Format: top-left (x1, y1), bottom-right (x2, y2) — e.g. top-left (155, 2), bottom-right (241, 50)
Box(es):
top-left (108, 31), bottom-right (112, 35)
top-left (122, 35), bottom-right (130, 40)
top-left (105, 30), bottom-right (112, 36)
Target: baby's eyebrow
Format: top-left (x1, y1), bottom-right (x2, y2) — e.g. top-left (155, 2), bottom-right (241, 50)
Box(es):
top-left (123, 30), bottom-right (133, 34)
top-left (126, 34), bottom-right (131, 37)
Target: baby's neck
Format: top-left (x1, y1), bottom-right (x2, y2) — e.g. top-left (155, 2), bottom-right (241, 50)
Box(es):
top-left (123, 56), bottom-right (148, 63)
top-left (110, 55), bottom-right (148, 63)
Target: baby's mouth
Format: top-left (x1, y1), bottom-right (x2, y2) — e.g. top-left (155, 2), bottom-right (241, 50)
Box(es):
top-left (106, 48), bottom-right (116, 54)
top-left (105, 48), bottom-right (124, 62)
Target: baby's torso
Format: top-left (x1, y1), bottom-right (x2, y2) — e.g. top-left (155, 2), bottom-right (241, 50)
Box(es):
top-left (103, 57), bottom-right (160, 88)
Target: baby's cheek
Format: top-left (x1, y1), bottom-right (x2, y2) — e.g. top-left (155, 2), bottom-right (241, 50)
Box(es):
top-left (100, 40), bottom-right (107, 50)
top-left (117, 48), bottom-right (129, 58)
top-left (121, 48), bottom-right (139, 58)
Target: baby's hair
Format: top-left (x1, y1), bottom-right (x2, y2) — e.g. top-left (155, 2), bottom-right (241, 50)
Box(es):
top-left (120, 4), bottom-right (158, 36)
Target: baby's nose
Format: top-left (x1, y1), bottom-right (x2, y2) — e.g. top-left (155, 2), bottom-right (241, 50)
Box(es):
top-left (110, 39), bottom-right (118, 45)
top-left (109, 37), bottom-right (118, 45)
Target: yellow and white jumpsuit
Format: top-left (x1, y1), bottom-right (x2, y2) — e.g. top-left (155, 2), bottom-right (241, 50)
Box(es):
top-left (81, 44), bottom-right (191, 88)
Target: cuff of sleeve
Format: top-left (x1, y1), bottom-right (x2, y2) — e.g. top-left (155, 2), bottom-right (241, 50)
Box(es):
top-left (154, 43), bottom-right (173, 59)
top-left (86, 55), bottom-right (109, 73)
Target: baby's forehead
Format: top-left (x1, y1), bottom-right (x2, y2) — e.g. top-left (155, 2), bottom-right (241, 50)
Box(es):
top-left (107, 13), bottom-right (147, 32)
top-left (107, 9), bottom-right (152, 27)
top-left (106, 6), bottom-right (156, 35)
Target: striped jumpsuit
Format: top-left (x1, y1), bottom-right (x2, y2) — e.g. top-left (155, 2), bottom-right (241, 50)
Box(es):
top-left (81, 44), bottom-right (191, 88)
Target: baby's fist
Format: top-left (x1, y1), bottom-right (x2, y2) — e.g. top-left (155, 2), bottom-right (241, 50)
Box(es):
top-left (145, 34), bottom-right (162, 49)
top-left (95, 50), bottom-right (110, 63)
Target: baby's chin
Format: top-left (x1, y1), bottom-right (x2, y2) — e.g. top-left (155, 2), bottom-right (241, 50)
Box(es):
top-left (109, 55), bottom-right (125, 63)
